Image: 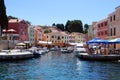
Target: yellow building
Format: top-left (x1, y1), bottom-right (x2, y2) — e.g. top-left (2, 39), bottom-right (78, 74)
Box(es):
top-left (44, 27), bottom-right (70, 47)
top-left (70, 32), bottom-right (85, 43)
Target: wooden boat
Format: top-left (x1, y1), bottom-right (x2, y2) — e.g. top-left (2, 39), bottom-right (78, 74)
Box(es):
top-left (76, 53), bottom-right (120, 61)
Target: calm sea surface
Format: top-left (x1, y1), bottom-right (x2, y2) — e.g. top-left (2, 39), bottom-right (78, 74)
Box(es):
top-left (0, 51), bottom-right (120, 80)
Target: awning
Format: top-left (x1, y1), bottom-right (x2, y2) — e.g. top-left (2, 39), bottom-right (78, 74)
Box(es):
top-left (38, 41), bottom-right (52, 44)
top-left (24, 41), bottom-right (30, 43)
top-left (16, 42), bottom-right (26, 46)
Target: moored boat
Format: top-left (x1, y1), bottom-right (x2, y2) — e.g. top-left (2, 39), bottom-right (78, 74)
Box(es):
top-left (0, 49), bottom-right (34, 61)
top-left (76, 53), bottom-right (120, 61)
top-left (61, 48), bottom-right (70, 53)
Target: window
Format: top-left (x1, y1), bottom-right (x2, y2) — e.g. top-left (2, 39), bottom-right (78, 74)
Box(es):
top-left (98, 32), bottom-right (100, 36)
top-left (58, 36), bottom-right (60, 40)
top-left (98, 24), bottom-right (100, 28)
top-left (51, 36), bottom-right (54, 38)
top-left (114, 28), bottom-right (116, 36)
top-left (111, 28), bottom-right (112, 36)
top-left (105, 22), bottom-right (107, 26)
top-left (110, 16), bottom-right (112, 22)
top-left (101, 32), bottom-right (103, 35)
top-left (113, 15), bottom-right (115, 21)
top-left (101, 23), bottom-right (103, 27)
top-left (105, 31), bottom-right (107, 35)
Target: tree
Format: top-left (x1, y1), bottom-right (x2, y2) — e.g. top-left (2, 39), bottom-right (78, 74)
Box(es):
top-left (65, 20), bottom-right (83, 33)
top-left (8, 15), bottom-right (31, 25)
top-left (65, 20), bottom-right (70, 31)
top-left (83, 24), bottom-right (89, 34)
top-left (44, 29), bottom-right (51, 34)
top-left (8, 15), bottom-right (18, 20)
top-left (52, 23), bottom-right (56, 26)
top-left (56, 24), bottom-right (64, 31)
top-left (26, 20), bottom-right (31, 25)
top-left (0, 0), bottom-right (8, 33)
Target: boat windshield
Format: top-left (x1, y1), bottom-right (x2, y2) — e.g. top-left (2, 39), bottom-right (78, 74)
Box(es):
top-left (76, 46), bottom-right (84, 48)
top-left (80, 51), bottom-right (87, 53)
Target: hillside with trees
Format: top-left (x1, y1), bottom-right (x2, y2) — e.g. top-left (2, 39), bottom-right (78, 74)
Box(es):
top-left (65, 20), bottom-right (83, 33)
top-left (53, 20), bottom-right (88, 33)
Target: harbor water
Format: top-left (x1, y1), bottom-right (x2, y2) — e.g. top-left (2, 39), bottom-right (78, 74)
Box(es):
top-left (0, 51), bottom-right (120, 80)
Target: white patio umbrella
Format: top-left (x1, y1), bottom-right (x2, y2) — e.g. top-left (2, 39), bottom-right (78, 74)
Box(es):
top-left (16, 43), bottom-right (26, 46)
top-left (7, 29), bottom-right (16, 33)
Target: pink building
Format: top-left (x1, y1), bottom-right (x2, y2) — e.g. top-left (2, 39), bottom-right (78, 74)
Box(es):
top-left (97, 18), bottom-right (109, 40)
top-left (8, 19), bottom-right (29, 42)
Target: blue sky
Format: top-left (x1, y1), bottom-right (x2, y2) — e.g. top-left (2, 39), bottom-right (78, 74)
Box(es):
top-left (5, 0), bottom-right (120, 26)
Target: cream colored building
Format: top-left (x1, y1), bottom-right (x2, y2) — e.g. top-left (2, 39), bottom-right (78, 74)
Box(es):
top-left (108, 6), bottom-right (120, 38)
top-left (28, 25), bottom-right (35, 46)
top-left (108, 6), bottom-right (120, 48)
top-left (70, 32), bottom-right (85, 43)
top-left (44, 27), bottom-right (70, 46)
top-left (90, 22), bottom-right (98, 39)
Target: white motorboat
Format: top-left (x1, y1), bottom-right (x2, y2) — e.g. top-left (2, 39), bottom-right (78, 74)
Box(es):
top-left (38, 49), bottom-right (46, 55)
top-left (61, 48), bottom-right (69, 53)
top-left (0, 49), bottom-right (34, 60)
top-left (74, 43), bottom-right (86, 54)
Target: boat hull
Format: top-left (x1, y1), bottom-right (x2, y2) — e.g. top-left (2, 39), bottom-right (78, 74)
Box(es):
top-left (76, 53), bottom-right (120, 61)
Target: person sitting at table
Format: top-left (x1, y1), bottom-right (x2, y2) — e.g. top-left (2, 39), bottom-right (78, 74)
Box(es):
top-left (97, 45), bottom-right (102, 54)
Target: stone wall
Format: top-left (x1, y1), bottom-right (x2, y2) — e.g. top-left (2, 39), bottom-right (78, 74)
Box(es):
top-left (0, 40), bottom-right (15, 50)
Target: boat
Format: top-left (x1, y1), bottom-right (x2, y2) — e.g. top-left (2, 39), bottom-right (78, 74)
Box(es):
top-left (61, 48), bottom-right (70, 53)
top-left (28, 47), bottom-right (41, 57)
top-left (42, 47), bottom-right (49, 53)
top-left (37, 48), bottom-right (46, 55)
top-left (61, 46), bottom-right (74, 53)
top-left (67, 46), bottom-right (74, 53)
top-left (50, 47), bottom-right (60, 51)
top-left (74, 43), bottom-right (86, 55)
top-left (0, 49), bottom-right (34, 61)
top-left (76, 53), bottom-right (120, 61)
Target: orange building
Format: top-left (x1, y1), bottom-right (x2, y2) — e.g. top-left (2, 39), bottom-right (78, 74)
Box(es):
top-left (97, 18), bottom-right (109, 40)
top-left (34, 27), bottom-right (44, 46)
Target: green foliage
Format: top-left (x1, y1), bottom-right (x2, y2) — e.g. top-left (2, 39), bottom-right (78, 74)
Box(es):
top-left (52, 23), bottom-right (56, 26)
top-left (26, 20), bottom-right (31, 25)
top-left (8, 15), bottom-right (31, 25)
top-left (83, 23), bottom-right (89, 34)
top-left (65, 20), bottom-right (70, 31)
top-left (65, 20), bottom-right (83, 33)
top-left (56, 24), bottom-right (64, 31)
top-left (8, 15), bottom-right (18, 20)
top-left (44, 29), bottom-right (51, 34)
top-left (0, 0), bottom-right (8, 31)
